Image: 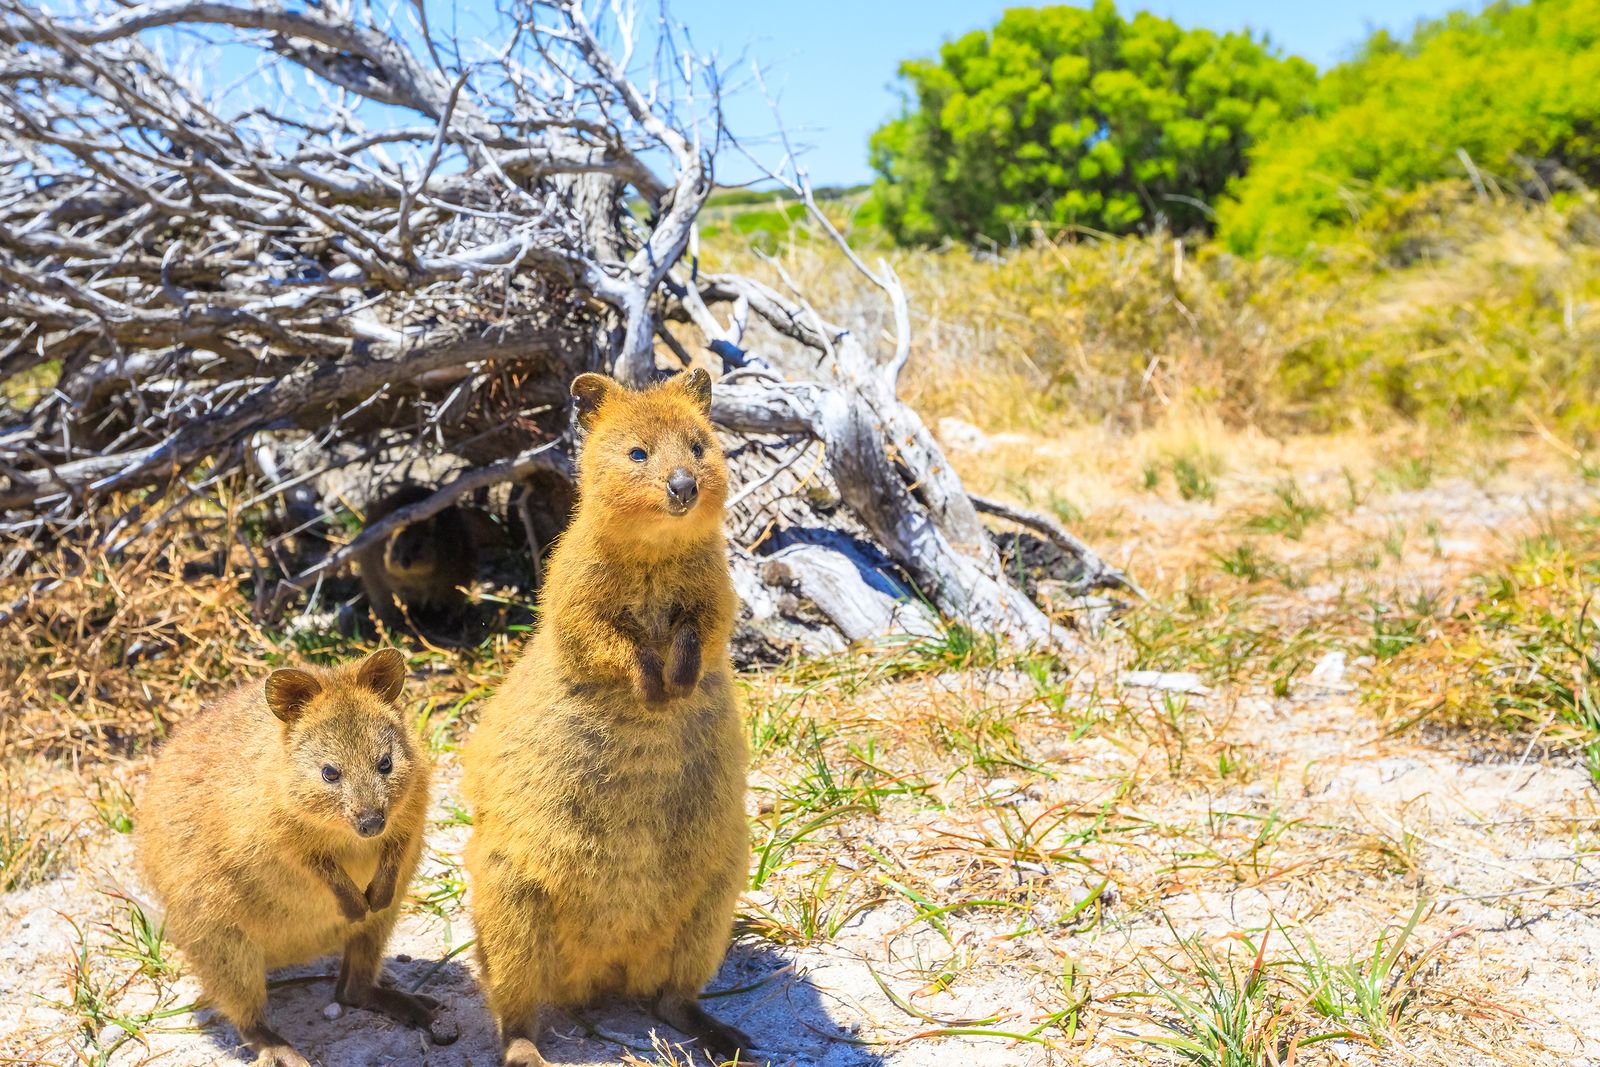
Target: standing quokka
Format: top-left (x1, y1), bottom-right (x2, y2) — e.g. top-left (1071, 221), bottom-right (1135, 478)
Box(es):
top-left (138, 648), bottom-right (445, 1066)
top-left (463, 368), bottom-right (751, 1066)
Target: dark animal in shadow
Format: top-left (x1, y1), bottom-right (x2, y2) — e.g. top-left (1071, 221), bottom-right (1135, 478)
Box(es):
top-left (357, 484), bottom-right (479, 635)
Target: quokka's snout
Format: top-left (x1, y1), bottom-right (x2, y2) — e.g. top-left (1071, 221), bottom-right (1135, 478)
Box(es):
top-left (665, 467), bottom-right (699, 512)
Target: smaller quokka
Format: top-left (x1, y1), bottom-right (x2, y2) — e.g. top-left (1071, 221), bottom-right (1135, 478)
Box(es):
top-left (357, 484), bottom-right (478, 633)
top-left (137, 649), bottom-right (444, 1066)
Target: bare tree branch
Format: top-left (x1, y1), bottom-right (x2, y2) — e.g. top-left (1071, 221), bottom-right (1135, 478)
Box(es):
top-left (0, 0), bottom-right (1134, 656)
top-left (969, 495), bottom-right (1146, 600)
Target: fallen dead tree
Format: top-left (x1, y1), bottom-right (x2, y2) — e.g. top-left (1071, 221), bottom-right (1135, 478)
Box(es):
top-left (0, 0), bottom-right (1137, 655)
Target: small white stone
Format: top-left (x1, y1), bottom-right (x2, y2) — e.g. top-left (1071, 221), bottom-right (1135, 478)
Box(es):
top-left (1306, 651), bottom-right (1355, 691)
top-left (1121, 670), bottom-right (1209, 695)
top-left (322, 1002), bottom-right (343, 1020)
top-left (1012, 860), bottom-right (1049, 881)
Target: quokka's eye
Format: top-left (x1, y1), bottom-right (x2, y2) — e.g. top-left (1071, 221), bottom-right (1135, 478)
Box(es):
top-left (691, 442), bottom-right (705, 460)
top-left (629, 447), bottom-right (648, 462)
top-left (377, 754), bottom-right (393, 775)
top-left (322, 764), bottom-right (342, 784)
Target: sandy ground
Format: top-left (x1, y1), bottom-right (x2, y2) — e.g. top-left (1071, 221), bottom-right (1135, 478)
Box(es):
top-left (4, 684), bottom-right (1597, 1066)
top-left (4, 439), bottom-right (1599, 1066)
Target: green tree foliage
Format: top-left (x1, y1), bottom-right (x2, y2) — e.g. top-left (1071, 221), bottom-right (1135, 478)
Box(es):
top-left (1220, 0), bottom-right (1600, 256)
top-left (868, 1), bottom-right (1315, 244)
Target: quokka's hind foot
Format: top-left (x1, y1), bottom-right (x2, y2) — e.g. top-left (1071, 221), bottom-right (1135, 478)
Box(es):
top-left (254, 1048), bottom-right (312, 1067)
top-left (241, 1023), bottom-right (312, 1067)
top-left (334, 925), bottom-right (453, 1042)
top-left (655, 992), bottom-right (753, 1063)
top-left (337, 983), bottom-right (446, 1037)
top-left (503, 1034), bottom-right (551, 1067)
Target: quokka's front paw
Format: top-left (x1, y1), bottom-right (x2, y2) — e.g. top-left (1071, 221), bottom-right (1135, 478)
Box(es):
top-left (315, 854), bottom-right (371, 922)
top-left (365, 874), bottom-right (396, 912)
top-left (336, 893), bottom-right (369, 923)
top-left (635, 645), bottom-right (670, 704)
top-left (663, 625), bottom-right (702, 698)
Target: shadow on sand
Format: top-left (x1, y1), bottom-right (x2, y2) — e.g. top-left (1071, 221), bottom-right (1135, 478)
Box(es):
top-left (200, 940), bottom-right (885, 1067)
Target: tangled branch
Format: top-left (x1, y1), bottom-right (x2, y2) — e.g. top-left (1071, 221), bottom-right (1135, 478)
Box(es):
top-left (0, 0), bottom-right (1136, 653)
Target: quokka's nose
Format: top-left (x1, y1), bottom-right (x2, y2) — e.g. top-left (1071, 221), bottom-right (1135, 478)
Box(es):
top-left (666, 468), bottom-right (699, 509)
top-left (356, 810), bottom-right (387, 838)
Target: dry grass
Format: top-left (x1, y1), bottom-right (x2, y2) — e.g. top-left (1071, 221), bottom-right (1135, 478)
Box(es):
top-left (1367, 511), bottom-right (1600, 757)
top-left (2, 534), bottom-right (273, 760)
top-left (700, 182), bottom-right (1600, 438)
top-left (0, 501), bottom-right (527, 764)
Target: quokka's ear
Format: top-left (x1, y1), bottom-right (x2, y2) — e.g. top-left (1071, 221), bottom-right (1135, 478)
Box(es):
top-left (265, 668), bottom-right (322, 725)
top-left (570, 373), bottom-right (620, 433)
top-left (356, 647), bottom-right (408, 704)
top-left (677, 367), bottom-right (712, 415)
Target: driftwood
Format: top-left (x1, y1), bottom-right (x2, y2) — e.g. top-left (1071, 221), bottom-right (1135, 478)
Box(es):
top-left (0, 0), bottom-right (1135, 656)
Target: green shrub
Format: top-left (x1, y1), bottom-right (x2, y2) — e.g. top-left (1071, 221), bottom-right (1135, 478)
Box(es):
top-left (868, 1), bottom-right (1315, 243)
top-left (1220, 0), bottom-right (1600, 256)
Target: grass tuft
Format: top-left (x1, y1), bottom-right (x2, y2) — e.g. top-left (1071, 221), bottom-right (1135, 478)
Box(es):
top-left (1244, 479), bottom-right (1327, 541)
top-left (1282, 901), bottom-right (1429, 1046)
top-left (1367, 515), bottom-right (1600, 774)
top-left (1, 795), bottom-right (71, 892)
top-left (1133, 927), bottom-right (1291, 1067)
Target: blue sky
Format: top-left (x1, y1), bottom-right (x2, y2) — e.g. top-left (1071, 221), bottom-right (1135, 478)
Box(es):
top-left (657, 0), bottom-right (1469, 187)
top-left (171, 1), bottom-right (1472, 188)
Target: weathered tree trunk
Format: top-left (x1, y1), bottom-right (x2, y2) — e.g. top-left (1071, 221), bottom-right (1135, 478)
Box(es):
top-left (0, 0), bottom-right (1136, 654)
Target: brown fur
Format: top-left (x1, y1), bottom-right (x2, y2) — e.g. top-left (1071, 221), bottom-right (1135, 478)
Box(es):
top-left (356, 485), bottom-right (478, 631)
top-left (462, 369), bottom-right (751, 1065)
top-left (137, 649), bottom-right (440, 1066)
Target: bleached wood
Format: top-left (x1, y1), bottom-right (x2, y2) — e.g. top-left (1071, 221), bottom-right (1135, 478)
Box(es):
top-left (0, 0), bottom-right (1134, 653)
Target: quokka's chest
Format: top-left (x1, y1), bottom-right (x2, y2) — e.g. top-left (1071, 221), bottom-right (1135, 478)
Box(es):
top-left (609, 589), bottom-right (687, 644)
top-left (598, 561), bottom-right (717, 631)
